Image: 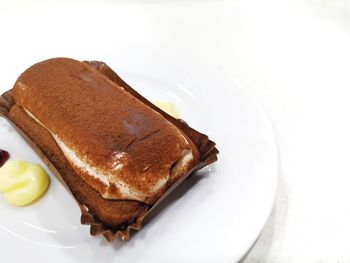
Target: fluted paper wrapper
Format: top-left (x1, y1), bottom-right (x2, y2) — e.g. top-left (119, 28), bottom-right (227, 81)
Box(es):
top-left (0, 61), bottom-right (218, 241)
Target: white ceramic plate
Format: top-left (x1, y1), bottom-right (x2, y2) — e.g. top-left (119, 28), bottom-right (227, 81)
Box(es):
top-left (0, 2), bottom-right (278, 262)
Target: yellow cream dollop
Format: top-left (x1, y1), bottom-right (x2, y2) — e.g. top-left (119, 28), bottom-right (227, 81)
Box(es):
top-left (0, 160), bottom-right (49, 206)
top-left (153, 101), bottom-right (180, 118)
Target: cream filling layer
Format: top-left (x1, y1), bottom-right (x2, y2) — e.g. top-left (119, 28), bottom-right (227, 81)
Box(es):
top-left (23, 108), bottom-right (192, 201)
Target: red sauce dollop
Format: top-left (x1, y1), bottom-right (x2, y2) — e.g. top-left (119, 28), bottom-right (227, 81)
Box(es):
top-left (0, 149), bottom-right (10, 167)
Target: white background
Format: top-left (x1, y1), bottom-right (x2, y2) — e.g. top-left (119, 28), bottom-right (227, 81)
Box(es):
top-left (1, 0), bottom-right (350, 262)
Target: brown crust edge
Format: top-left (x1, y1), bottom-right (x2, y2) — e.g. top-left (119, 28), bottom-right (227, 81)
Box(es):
top-left (0, 60), bottom-right (218, 241)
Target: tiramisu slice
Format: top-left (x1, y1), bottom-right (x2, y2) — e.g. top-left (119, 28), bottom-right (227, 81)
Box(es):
top-left (1, 58), bottom-right (218, 240)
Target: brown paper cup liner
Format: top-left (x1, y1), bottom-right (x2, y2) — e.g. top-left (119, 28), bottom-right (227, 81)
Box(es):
top-left (0, 61), bottom-right (218, 241)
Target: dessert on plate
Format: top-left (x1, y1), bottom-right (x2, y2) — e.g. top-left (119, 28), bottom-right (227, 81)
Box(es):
top-left (0, 58), bottom-right (218, 241)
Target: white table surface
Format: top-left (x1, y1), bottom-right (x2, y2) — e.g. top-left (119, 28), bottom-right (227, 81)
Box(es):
top-left (1, 0), bottom-right (350, 262)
